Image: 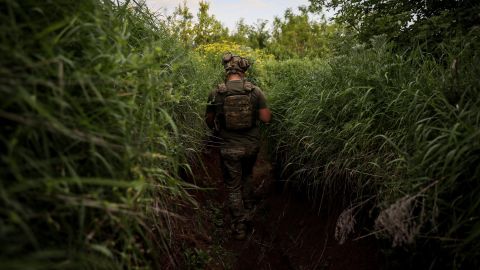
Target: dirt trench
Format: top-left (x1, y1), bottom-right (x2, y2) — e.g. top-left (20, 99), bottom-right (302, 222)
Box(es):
top-left (182, 144), bottom-right (380, 270)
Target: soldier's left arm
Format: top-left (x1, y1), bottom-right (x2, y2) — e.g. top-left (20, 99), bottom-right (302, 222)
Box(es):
top-left (255, 88), bottom-right (271, 124)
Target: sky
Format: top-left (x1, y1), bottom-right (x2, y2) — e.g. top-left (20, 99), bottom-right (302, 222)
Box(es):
top-left (144, 0), bottom-right (323, 31)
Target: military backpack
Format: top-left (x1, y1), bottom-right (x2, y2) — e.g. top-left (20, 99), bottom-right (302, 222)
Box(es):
top-left (214, 81), bottom-right (256, 131)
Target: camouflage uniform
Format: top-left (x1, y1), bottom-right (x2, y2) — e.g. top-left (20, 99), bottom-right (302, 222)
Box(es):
top-left (206, 61), bottom-right (268, 238)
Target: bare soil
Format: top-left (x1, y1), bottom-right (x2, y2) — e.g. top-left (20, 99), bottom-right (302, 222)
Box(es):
top-left (182, 144), bottom-right (380, 270)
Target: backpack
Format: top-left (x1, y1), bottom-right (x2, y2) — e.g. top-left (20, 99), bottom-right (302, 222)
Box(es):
top-left (215, 81), bottom-right (255, 131)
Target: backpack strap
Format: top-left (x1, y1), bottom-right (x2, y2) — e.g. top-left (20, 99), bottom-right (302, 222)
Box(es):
top-left (243, 81), bottom-right (256, 108)
top-left (243, 81), bottom-right (254, 92)
top-left (217, 83), bottom-right (227, 93)
top-left (243, 81), bottom-right (257, 126)
top-left (213, 83), bottom-right (227, 105)
top-left (217, 81), bottom-right (254, 94)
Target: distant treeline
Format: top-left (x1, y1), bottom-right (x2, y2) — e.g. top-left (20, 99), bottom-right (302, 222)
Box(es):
top-left (167, 0), bottom-right (479, 59)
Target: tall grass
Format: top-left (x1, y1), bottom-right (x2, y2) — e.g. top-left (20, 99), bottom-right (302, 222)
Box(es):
top-left (263, 35), bottom-right (480, 268)
top-left (0, 0), bottom-right (209, 268)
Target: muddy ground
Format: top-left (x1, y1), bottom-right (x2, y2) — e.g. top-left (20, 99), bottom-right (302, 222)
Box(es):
top-left (180, 144), bottom-right (380, 270)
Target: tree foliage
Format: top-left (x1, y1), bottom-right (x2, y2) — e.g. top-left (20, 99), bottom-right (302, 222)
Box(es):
top-left (168, 0), bottom-right (228, 46)
top-left (193, 1), bottom-right (228, 45)
top-left (169, 4), bottom-right (341, 60)
top-left (267, 7), bottom-right (337, 59)
top-left (230, 19), bottom-right (270, 50)
top-left (170, 1), bottom-right (195, 44)
top-left (309, 0), bottom-right (480, 49)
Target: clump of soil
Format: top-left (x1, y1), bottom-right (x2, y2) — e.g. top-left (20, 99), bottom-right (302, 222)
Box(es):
top-left (181, 144), bottom-right (380, 270)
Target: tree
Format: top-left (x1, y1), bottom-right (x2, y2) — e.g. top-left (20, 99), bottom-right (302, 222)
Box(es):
top-left (249, 20), bottom-right (270, 49)
top-left (231, 18), bottom-right (251, 45)
top-left (169, 0), bottom-right (195, 45)
top-left (268, 7), bottom-right (332, 59)
top-left (309, 0), bottom-right (480, 48)
top-left (193, 1), bottom-right (228, 45)
top-left (230, 19), bottom-right (270, 50)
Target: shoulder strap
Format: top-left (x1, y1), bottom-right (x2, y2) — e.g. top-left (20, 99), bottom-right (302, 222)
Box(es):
top-left (213, 83), bottom-right (227, 103)
top-left (217, 81), bottom-right (255, 96)
top-left (217, 83), bottom-right (227, 93)
top-left (243, 81), bottom-right (254, 92)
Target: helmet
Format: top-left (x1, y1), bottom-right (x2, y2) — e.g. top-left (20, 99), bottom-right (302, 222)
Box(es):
top-left (222, 52), bottom-right (250, 74)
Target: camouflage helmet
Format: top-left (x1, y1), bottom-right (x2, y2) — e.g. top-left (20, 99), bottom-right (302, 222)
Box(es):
top-left (222, 52), bottom-right (250, 74)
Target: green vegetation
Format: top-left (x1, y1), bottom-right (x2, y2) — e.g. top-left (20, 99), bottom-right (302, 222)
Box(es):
top-left (263, 35), bottom-right (480, 268)
top-left (168, 1), bottom-right (337, 59)
top-left (0, 0), bottom-right (209, 268)
top-left (268, 7), bottom-right (336, 59)
top-left (1, 0), bottom-right (479, 269)
top-left (168, 1), bottom-right (228, 46)
top-left (309, 0), bottom-right (480, 50)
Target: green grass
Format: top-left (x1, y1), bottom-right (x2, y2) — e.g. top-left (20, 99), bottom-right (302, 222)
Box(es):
top-left (262, 35), bottom-right (480, 268)
top-left (0, 0), bottom-right (210, 268)
top-left (2, 1), bottom-right (479, 269)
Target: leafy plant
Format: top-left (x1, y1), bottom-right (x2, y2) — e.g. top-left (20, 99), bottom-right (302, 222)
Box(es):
top-left (183, 248), bottom-right (211, 270)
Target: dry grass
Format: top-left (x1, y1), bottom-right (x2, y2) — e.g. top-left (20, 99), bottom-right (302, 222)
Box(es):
top-left (374, 195), bottom-right (421, 247)
top-left (335, 208), bottom-right (356, 245)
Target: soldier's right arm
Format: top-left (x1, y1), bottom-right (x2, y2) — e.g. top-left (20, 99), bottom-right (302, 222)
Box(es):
top-left (205, 90), bottom-right (216, 130)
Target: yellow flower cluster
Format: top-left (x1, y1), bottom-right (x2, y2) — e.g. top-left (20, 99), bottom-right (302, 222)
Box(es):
top-left (195, 41), bottom-right (274, 69)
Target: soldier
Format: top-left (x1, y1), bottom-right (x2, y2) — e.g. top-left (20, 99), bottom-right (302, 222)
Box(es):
top-left (205, 52), bottom-right (271, 240)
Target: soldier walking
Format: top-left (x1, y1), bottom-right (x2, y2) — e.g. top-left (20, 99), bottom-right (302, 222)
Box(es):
top-left (205, 53), bottom-right (271, 240)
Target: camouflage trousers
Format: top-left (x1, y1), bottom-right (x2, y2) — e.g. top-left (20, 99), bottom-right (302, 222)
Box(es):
top-left (220, 145), bottom-right (259, 225)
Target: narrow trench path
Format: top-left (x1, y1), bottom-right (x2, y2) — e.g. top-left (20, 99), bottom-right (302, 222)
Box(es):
top-left (188, 144), bottom-right (380, 270)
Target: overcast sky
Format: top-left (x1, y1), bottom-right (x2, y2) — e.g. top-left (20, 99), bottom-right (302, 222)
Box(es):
top-left (144, 0), bottom-right (323, 31)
